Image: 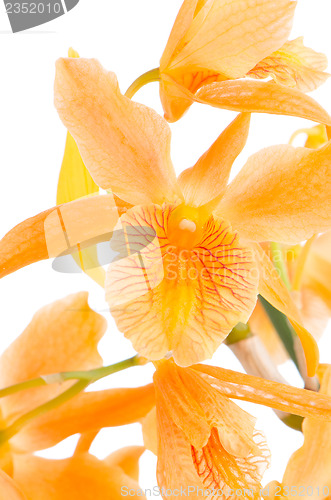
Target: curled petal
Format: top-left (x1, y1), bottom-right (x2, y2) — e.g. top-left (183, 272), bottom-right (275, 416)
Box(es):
top-left (217, 142), bottom-right (331, 244)
top-left (197, 80), bottom-right (331, 124)
top-left (195, 365), bottom-right (331, 420)
top-left (178, 113), bottom-right (251, 207)
top-left (248, 37), bottom-right (329, 93)
top-left (55, 58), bottom-right (181, 206)
top-left (0, 195), bottom-right (121, 279)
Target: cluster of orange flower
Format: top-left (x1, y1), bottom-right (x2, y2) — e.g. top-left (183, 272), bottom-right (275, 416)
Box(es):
top-left (0, 0), bottom-right (331, 498)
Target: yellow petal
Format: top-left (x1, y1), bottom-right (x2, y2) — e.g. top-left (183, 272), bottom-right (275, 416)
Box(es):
top-left (12, 384), bottom-right (155, 452)
top-left (290, 124), bottom-right (328, 149)
top-left (197, 79), bottom-right (331, 124)
top-left (0, 293), bottom-right (106, 423)
top-left (283, 366), bottom-right (331, 498)
top-left (253, 243), bottom-right (319, 376)
top-left (57, 131), bottom-right (105, 285)
top-left (168, 0), bottom-right (296, 79)
top-left (0, 195), bottom-right (121, 279)
top-left (57, 133), bottom-right (99, 205)
top-left (55, 58), bottom-right (181, 206)
top-left (195, 365), bottom-right (331, 420)
top-left (217, 142), bottom-right (331, 244)
top-left (0, 470), bottom-right (26, 500)
top-left (248, 37), bottom-right (329, 93)
top-left (178, 113), bottom-right (250, 207)
top-left (107, 203), bottom-right (259, 366)
top-left (13, 453), bottom-right (146, 500)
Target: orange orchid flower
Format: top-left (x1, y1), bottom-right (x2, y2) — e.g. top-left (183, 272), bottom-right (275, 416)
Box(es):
top-left (0, 447), bottom-right (147, 500)
top-left (1, 58), bottom-right (331, 375)
top-left (262, 365), bottom-right (331, 500)
top-left (143, 360), bottom-right (331, 499)
top-left (0, 293), bottom-right (154, 489)
top-left (158, 0), bottom-right (331, 122)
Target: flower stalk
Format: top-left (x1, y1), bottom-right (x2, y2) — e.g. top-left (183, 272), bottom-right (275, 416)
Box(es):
top-left (125, 68), bottom-right (160, 99)
top-left (0, 355), bottom-right (146, 444)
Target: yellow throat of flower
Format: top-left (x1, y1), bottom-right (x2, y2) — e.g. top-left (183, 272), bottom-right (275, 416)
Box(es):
top-left (167, 204), bottom-right (209, 249)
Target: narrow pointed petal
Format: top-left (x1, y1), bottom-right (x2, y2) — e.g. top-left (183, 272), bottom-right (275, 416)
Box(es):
top-left (217, 142), bottom-right (331, 244)
top-left (169, 0), bottom-right (297, 79)
top-left (11, 384), bottom-right (155, 453)
top-left (178, 113), bottom-right (250, 207)
top-left (197, 80), bottom-right (331, 124)
top-left (195, 365), bottom-right (331, 420)
top-left (55, 58), bottom-right (182, 205)
top-left (283, 366), bottom-right (331, 497)
top-left (13, 454), bottom-right (146, 500)
top-left (0, 470), bottom-right (26, 500)
top-left (57, 132), bottom-right (105, 285)
top-left (253, 243), bottom-right (319, 376)
top-left (0, 195), bottom-right (121, 279)
top-left (0, 293), bottom-right (106, 423)
top-left (248, 37), bottom-right (329, 93)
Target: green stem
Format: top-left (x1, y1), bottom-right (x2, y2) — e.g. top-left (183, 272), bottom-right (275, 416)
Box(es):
top-left (225, 322), bottom-right (253, 345)
top-left (270, 242), bottom-right (291, 290)
top-left (0, 355), bottom-right (144, 444)
top-left (0, 356), bottom-right (142, 400)
top-left (125, 68), bottom-right (160, 99)
top-left (259, 295), bottom-right (299, 370)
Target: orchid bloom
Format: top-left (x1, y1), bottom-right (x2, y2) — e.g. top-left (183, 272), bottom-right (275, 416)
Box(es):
top-left (142, 360), bottom-right (331, 500)
top-left (158, 0), bottom-right (331, 122)
top-left (262, 365), bottom-right (331, 500)
top-left (0, 293), bottom-right (154, 498)
top-left (1, 59), bottom-right (331, 375)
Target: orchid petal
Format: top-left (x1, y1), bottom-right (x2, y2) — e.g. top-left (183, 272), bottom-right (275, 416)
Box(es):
top-left (12, 384), bottom-right (155, 453)
top-left (217, 142), bottom-right (331, 244)
top-left (0, 293), bottom-right (106, 423)
top-left (55, 58), bottom-right (182, 206)
top-left (0, 195), bottom-right (121, 279)
top-left (195, 365), bottom-right (331, 419)
top-left (178, 113), bottom-right (250, 207)
top-left (248, 37), bottom-right (329, 93)
top-left (197, 80), bottom-right (331, 124)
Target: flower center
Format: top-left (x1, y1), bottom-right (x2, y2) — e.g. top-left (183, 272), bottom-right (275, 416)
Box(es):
top-left (167, 204), bottom-right (209, 249)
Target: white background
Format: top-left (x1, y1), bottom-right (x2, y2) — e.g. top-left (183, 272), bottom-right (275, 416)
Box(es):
top-left (0, 0), bottom-right (331, 491)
